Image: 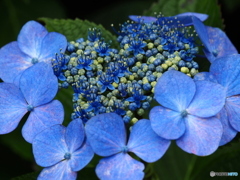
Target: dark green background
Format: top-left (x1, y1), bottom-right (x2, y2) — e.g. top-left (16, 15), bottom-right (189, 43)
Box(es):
top-left (0, 0), bottom-right (240, 179)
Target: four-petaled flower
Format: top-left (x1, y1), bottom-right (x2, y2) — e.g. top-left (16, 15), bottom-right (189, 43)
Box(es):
top-left (150, 70), bottom-right (226, 156)
top-left (85, 113), bottom-right (170, 180)
top-left (0, 62), bottom-right (64, 143)
top-left (33, 118), bottom-right (94, 180)
top-left (0, 20), bottom-right (67, 83)
top-left (194, 54), bottom-right (240, 146)
top-left (192, 16), bottom-right (238, 63)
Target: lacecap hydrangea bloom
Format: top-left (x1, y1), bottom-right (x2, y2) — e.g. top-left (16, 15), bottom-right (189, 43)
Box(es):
top-left (194, 54), bottom-right (240, 146)
top-left (33, 118), bottom-right (94, 180)
top-left (0, 20), bottom-right (67, 83)
top-left (0, 62), bottom-right (64, 143)
top-left (149, 70), bottom-right (226, 156)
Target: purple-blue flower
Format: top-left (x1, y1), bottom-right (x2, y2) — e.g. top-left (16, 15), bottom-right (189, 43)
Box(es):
top-left (85, 113), bottom-right (170, 180)
top-left (192, 16), bottom-right (238, 63)
top-left (0, 62), bottom-right (64, 143)
top-left (0, 20), bottom-right (67, 83)
top-left (129, 12), bottom-right (208, 26)
top-left (150, 70), bottom-right (225, 156)
top-left (32, 118), bottom-right (94, 180)
top-left (194, 54), bottom-right (240, 145)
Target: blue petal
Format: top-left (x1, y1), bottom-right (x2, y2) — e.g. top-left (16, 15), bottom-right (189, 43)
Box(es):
top-left (32, 124), bottom-right (67, 167)
top-left (187, 80), bottom-right (226, 117)
top-left (65, 119), bottom-right (85, 152)
top-left (175, 12), bottom-right (208, 26)
top-left (176, 115), bottom-right (222, 156)
top-left (38, 32), bottom-right (67, 62)
top-left (17, 21), bottom-right (48, 58)
top-left (70, 139), bottom-right (94, 171)
top-left (192, 16), bottom-right (211, 51)
top-left (0, 42), bottom-right (32, 83)
top-left (127, 119), bottom-right (171, 162)
top-left (193, 72), bottom-right (217, 83)
top-left (210, 54), bottom-right (240, 97)
top-left (128, 15), bottom-right (157, 23)
top-left (204, 26), bottom-right (238, 62)
top-left (22, 100), bottom-right (64, 143)
top-left (225, 96), bottom-right (240, 131)
top-left (216, 107), bottom-right (238, 146)
top-left (149, 106), bottom-right (185, 140)
top-left (154, 70), bottom-right (196, 112)
top-left (20, 62), bottom-right (58, 107)
top-left (0, 83), bottom-right (28, 134)
top-left (85, 113), bottom-right (126, 156)
top-left (38, 160), bottom-right (77, 180)
top-left (96, 153), bottom-right (144, 180)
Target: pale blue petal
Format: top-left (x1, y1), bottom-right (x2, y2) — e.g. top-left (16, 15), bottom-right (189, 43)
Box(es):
top-left (70, 140), bottom-right (94, 171)
top-left (154, 70), bottom-right (196, 112)
top-left (0, 42), bottom-right (32, 83)
top-left (127, 119), bottom-right (170, 162)
top-left (210, 54), bottom-right (240, 97)
top-left (176, 115), bottom-right (222, 156)
top-left (193, 72), bottom-right (217, 83)
top-left (85, 113), bottom-right (126, 156)
top-left (32, 125), bottom-right (68, 167)
top-left (20, 62), bottom-right (58, 107)
top-left (17, 20), bottom-right (48, 58)
top-left (96, 153), bottom-right (144, 180)
top-left (187, 80), bottom-right (226, 117)
top-left (225, 96), bottom-right (240, 131)
top-left (0, 83), bottom-right (28, 134)
top-left (149, 106), bottom-right (185, 140)
top-left (38, 160), bottom-right (77, 180)
top-left (216, 108), bottom-right (238, 146)
top-left (128, 15), bottom-right (157, 23)
top-left (204, 26), bottom-right (238, 62)
top-left (65, 119), bottom-right (85, 152)
top-left (38, 32), bottom-right (67, 62)
top-left (22, 100), bottom-right (64, 143)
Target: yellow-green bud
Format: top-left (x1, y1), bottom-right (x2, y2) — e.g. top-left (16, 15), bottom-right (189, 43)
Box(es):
top-left (181, 67), bottom-right (189, 73)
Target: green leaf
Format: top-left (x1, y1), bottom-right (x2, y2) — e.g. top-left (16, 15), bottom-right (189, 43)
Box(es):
top-left (143, 0), bottom-right (223, 29)
top-left (38, 18), bottom-right (119, 49)
top-left (55, 87), bottom-right (74, 126)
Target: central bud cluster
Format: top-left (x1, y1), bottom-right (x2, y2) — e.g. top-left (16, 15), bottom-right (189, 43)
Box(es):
top-left (52, 16), bottom-right (199, 124)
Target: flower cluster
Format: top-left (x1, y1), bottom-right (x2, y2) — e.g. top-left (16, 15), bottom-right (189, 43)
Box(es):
top-left (0, 11), bottom-right (239, 180)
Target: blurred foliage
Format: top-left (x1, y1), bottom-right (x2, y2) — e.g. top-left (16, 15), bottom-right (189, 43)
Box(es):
top-left (0, 0), bottom-right (240, 179)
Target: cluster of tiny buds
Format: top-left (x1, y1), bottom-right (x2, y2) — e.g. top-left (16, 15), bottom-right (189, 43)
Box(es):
top-left (51, 15), bottom-right (200, 125)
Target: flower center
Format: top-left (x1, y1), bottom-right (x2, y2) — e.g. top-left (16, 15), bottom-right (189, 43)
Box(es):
top-left (181, 110), bottom-right (188, 117)
top-left (122, 146), bottom-right (129, 153)
top-left (64, 152), bottom-right (71, 159)
top-left (31, 58), bottom-right (39, 64)
top-left (27, 105), bottom-right (34, 112)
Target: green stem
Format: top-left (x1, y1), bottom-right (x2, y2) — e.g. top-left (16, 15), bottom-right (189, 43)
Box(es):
top-left (183, 155), bottom-right (197, 180)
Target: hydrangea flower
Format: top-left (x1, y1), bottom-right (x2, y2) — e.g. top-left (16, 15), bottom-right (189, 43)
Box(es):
top-left (129, 12), bottom-right (208, 26)
top-left (0, 20), bottom-right (67, 83)
top-left (0, 62), bottom-right (64, 143)
top-left (194, 54), bottom-right (240, 145)
top-left (192, 16), bottom-right (238, 63)
top-left (149, 70), bottom-right (226, 156)
top-left (85, 113), bottom-right (170, 180)
top-left (32, 118), bottom-right (94, 180)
